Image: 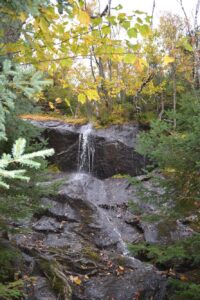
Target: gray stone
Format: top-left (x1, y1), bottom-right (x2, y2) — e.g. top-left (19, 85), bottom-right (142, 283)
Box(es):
top-left (28, 120), bottom-right (147, 178)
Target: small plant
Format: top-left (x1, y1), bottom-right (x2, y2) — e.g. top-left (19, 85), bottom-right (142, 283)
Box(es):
top-left (128, 233), bottom-right (200, 269)
top-left (168, 279), bottom-right (200, 300)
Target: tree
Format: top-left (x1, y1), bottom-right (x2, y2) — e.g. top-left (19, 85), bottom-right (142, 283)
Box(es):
top-left (0, 2), bottom-right (55, 187)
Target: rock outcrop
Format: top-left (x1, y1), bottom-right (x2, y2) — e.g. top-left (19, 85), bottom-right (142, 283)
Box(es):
top-left (11, 173), bottom-right (167, 300)
top-left (29, 120), bottom-right (147, 179)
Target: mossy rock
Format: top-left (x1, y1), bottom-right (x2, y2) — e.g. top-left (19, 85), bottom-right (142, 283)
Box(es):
top-left (82, 246), bottom-right (101, 262)
top-left (38, 257), bottom-right (72, 300)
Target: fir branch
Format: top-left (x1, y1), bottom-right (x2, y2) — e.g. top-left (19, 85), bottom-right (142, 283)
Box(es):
top-left (0, 138), bottom-right (54, 189)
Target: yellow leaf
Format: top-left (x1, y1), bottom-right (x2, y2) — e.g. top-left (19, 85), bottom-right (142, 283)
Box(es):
top-left (85, 89), bottom-right (100, 101)
top-left (39, 17), bottom-right (49, 33)
top-left (124, 54), bottom-right (136, 64)
top-left (78, 93), bottom-right (86, 104)
top-left (180, 275), bottom-right (188, 281)
top-left (69, 275), bottom-right (82, 285)
top-left (63, 83), bottom-right (69, 88)
top-left (134, 58), bottom-right (143, 72)
top-left (19, 12), bottom-right (27, 22)
top-left (163, 55), bottom-right (175, 65)
top-left (78, 10), bottom-right (90, 25)
top-left (48, 102), bottom-right (55, 109)
top-left (55, 98), bottom-right (62, 104)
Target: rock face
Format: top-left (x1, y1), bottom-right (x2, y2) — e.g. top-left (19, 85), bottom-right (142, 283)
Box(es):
top-left (29, 120), bottom-right (147, 179)
top-left (9, 121), bottom-right (194, 299)
top-left (11, 173), bottom-right (168, 300)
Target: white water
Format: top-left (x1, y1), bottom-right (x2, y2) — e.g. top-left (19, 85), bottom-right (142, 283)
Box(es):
top-left (78, 123), bottom-right (95, 173)
top-left (77, 123), bottom-right (133, 258)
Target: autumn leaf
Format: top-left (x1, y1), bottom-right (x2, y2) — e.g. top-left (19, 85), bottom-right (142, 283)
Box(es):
top-left (78, 10), bottom-right (90, 25)
top-left (116, 265), bottom-right (125, 276)
top-left (55, 98), bottom-right (62, 104)
top-left (124, 54), bottom-right (136, 64)
top-left (180, 274), bottom-right (189, 281)
top-left (48, 101), bottom-right (55, 109)
top-left (85, 89), bottom-right (100, 101)
top-left (69, 275), bottom-right (82, 285)
top-left (39, 17), bottom-right (49, 33)
top-left (78, 93), bottom-right (86, 104)
top-left (19, 12), bottom-right (27, 22)
top-left (163, 55), bottom-right (175, 65)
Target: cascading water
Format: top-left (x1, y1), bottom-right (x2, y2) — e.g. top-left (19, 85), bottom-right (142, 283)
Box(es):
top-left (78, 123), bottom-right (95, 173)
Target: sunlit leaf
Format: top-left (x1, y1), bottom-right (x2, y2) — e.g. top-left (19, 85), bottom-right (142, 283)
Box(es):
top-left (124, 54), bottom-right (136, 64)
top-left (78, 10), bottom-right (90, 25)
top-left (78, 93), bottom-right (86, 104)
top-left (85, 89), bottom-right (100, 101)
top-left (163, 55), bottom-right (175, 65)
top-left (127, 27), bottom-right (137, 38)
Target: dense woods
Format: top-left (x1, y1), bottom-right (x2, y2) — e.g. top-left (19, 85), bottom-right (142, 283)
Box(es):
top-left (0, 0), bottom-right (200, 299)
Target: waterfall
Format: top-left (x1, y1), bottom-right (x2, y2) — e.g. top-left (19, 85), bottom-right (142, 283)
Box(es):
top-left (78, 123), bottom-right (95, 173)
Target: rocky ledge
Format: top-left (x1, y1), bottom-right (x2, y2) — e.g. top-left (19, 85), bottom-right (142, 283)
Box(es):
top-left (9, 172), bottom-right (194, 300)
top-left (28, 120), bottom-right (147, 179)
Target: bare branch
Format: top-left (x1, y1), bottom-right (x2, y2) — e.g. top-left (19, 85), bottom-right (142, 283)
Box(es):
top-left (177, 0), bottom-right (191, 34)
top-left (194, 0), bottom-right (200, 29)
top-left (151, 0), bottom-right (156, 28)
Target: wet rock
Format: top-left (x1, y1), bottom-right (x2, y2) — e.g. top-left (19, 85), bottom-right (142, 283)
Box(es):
top-left (10, 172), bottom-right (196, 300)
top-left (142, 219), bottom-right (194, 244)
top-left (32, 216), bottom-right (62, 233)
top-left (41, 197), bottom-right (79, 222)
top-left (32, 276), bottom-right (57, 300)
top-left (82, 270), bottom-right (166, 300)
top-left (29, 120), bottom-right (147, 178)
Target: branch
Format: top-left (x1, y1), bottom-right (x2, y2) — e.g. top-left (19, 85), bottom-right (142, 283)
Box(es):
top-left (134, 72), bottom-right (155, 99)
top-left (151, 0), bottom-right (156, 28)
top-left (177, 0), bottom-right (191, 35)
top-left (194, 0), bottom-right (200, 29)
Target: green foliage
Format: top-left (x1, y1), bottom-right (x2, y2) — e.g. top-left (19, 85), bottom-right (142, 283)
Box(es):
top-left (136, 92), bottom-right (200, 199)
top-left (0, 0), bottom-right (49, 15)
top-left (0, 170), bottom-right (63, 222)
top-left (0, 281), bottom-right (23, 300)
top-left (0, 60), bottom-right (52, 141)
top-left (128, 233), bottom-right (200, 269)
top-left (168, 279), bottom-right (200, 300)
top-left (0, 138), bottom-right (54, 189)
top-left (42, 85), bottom-right (78, 116)
top-left (0, 243), bottom-right (23, 283)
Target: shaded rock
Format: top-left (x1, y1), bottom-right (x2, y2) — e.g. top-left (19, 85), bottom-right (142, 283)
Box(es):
top-left (29, 120), bottom-right (147, 179)
top-left (82, 270), bottom-right (166, 300)
top-left (32, 216), bottom-right (62, 233)
top-left (31, 276), bottom-right (57, 300)
top-left (41, 197), bottom-right (79, 222)
top-left (142, 219), bottom-right (194, 244)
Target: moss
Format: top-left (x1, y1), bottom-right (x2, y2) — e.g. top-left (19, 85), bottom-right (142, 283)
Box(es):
top-left (115, 256), bottom-right (126, 267)
top-left (0, 242), bottom-right (23, 283)
top-left (82, 247), bottom-right (101, 262)
top-left (0, 281), bottom-right (24, 300)
top-left (167, 279), bottom-right (200, 300)
top-left (111, 174), bottom-right (129, 179)
top-left (38, 258), bottom-right (72, 299)
top-left (20, 113), bottom-right (88, 125)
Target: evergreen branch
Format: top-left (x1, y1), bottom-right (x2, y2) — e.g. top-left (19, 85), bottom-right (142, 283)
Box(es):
top-left (0, 138), bottom-right (55, 189)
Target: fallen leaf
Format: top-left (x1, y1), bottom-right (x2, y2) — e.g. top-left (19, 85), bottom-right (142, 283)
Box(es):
top-left (69, 275), bottom-right (82, 285)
